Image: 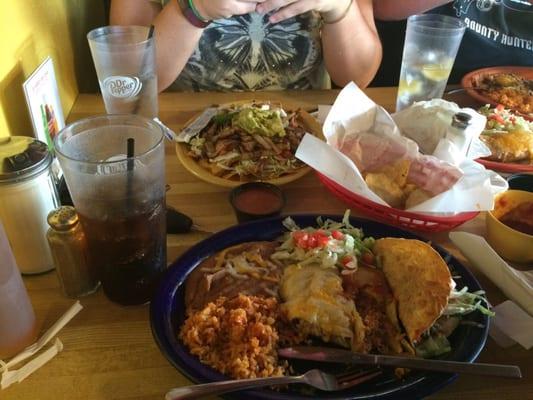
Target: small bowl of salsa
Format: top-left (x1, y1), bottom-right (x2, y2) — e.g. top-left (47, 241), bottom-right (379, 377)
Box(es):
top-left (486, 189), bottom-right (533, 266)
top-left (229, 182), bottom-right (286, 223)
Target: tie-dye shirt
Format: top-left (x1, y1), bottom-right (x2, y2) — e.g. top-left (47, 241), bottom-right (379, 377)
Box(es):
top-left (153, 1), bottom-right (328, 91)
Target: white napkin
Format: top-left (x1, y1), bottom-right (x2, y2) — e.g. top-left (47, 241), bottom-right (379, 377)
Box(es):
top-left (449, 232), bottom-right (533, 316)
top-left (0, 301), bottom-right (83, 389)
top-left (490, 301), bottom-right (533, 350)
top-left (449, 232), bottom-right (533, 349)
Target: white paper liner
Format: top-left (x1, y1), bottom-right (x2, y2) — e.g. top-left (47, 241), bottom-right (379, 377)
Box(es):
top-left (392, 99), bottom-right (491, 163)
top-left (297, 82), bottom-right (508, 213)
top-left (0, 301), bottom-right (83, 389)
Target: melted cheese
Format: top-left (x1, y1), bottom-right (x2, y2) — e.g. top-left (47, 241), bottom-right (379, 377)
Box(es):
top-left (280, 264), bottom-right (358, 346)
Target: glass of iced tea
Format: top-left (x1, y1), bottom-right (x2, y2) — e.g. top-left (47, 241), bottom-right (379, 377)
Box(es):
top-left (54, 115), bottom-right (166, 305)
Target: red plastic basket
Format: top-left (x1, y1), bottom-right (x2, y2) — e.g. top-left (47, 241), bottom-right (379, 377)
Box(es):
top-left (317, 173), bottom-right (479, 232)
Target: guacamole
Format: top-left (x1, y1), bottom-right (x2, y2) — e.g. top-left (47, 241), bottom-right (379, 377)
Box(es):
top-left (233, 107), bottom-right (286, 137)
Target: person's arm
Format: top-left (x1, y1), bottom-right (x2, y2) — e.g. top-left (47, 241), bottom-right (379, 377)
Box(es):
top-left (321, 0), bottom-right (382, 88)
top-left (258, 0), bottom-right (382, 88)
top-left (372, 0), bottom-right (451, 21)
top-left (110, 0), bottom-right (260, 92)
top-left (110, 0), bottom-right (202, 91)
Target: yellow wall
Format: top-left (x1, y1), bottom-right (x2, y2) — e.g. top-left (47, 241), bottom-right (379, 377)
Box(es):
top-left (0, 0), bottom-right (106, 138)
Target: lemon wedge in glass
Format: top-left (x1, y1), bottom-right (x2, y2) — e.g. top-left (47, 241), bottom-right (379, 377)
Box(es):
top-left (398, 78), bottom-right (423, 96)
top-left (421, 61), bottom-right (453, 82)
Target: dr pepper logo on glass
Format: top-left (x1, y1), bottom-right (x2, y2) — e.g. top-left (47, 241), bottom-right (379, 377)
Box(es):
top-left (103, 76), bottom-right (142, 98)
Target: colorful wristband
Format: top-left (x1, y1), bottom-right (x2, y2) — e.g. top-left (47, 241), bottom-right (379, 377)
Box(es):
top-left (177, 0), bottom-right (210, 28)
top-left (188, 0), bottom-right (210, 22)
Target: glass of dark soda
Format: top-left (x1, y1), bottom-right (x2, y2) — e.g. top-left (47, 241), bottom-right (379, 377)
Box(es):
top-left (54, 114), bottom-right (166, 305)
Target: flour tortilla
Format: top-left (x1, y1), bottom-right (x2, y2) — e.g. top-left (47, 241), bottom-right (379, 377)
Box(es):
top-left (373, 238), bottom-right (453, 344)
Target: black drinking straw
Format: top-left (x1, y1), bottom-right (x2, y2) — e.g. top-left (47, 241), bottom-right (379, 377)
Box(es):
top-left (127, 138), bottom-right (135, 171)
top-left (126, 137), bottom-right (135, 209)
top-left (133, 25), bottom-right (155, 115)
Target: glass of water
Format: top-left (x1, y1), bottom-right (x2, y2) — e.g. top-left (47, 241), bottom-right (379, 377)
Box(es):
top-left (87, 26), bottom-right (158, 119)
top-left (396, 14), bottom-right (466, 112)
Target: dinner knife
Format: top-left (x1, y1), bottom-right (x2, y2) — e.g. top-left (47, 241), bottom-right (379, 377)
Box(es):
top-left (278, 347), bottom-right (522, 378)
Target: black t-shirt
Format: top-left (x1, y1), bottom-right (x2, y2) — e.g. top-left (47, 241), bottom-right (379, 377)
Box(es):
top-left (434, 0), bottom-right (533, 82)
top-left (372, 0), bottom-right (533, 86)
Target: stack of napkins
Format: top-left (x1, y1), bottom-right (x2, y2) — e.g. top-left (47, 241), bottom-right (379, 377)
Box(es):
top-left (0, 301), bottom-right (82, 389)
top-left (449, 232), bottom-right (533, 349)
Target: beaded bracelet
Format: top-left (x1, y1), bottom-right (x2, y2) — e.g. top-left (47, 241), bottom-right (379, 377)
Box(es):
top-left (321, 0), bottom-right (353, 25)
top-left (177, 0), bottom-right (210, 28)
top-left (188, 0), bottom-right (210, 23)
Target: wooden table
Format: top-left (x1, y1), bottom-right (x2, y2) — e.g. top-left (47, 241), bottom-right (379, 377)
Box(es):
top-left (4, 88), bottom-right (531, 400)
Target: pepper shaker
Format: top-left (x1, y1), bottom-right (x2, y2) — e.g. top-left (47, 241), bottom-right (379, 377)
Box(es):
top-left (46, 206), bottom-right (100, 298)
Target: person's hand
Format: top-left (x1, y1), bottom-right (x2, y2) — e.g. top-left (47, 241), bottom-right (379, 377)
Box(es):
top-left (193, 0), bottom-right (264, 20)
top-left (256, 0), bottom-right (351, 23)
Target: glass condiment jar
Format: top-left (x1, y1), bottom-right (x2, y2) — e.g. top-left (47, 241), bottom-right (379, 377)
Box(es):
top-left (46, 206), bottom-right (100, 298)
top-left (0, 136), bottom-right (59, 274)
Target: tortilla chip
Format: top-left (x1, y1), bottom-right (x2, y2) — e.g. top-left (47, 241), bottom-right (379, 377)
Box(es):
top-left (364, 159), bottom-right (415, 209)
top-left (405, 188), bottom-right (433, 209)
top-left (373, 238), bottom-right (453, 344)
top-left (365, 172), bottom-right (406, 208)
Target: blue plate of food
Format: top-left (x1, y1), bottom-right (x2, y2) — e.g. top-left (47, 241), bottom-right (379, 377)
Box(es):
top-left (150, 214), bottom-right (490, 399)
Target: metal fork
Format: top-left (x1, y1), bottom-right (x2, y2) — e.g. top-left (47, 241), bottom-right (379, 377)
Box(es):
top-left (165, 368), bottom-right (381, 400)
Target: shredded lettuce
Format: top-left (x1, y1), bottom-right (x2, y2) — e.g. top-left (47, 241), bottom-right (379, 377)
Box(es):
top-left (273, 210), bottom-right (374, 271)
top-left (415, 334), bottom-right (452, 358)
top-left (415, 287), bottom-right (493, 358)
top-left (445, 287), bottom-right (495, 317)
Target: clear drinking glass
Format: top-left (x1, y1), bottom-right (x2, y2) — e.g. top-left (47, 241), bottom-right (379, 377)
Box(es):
top-left (0, 221), bottom-right (37, 359)
top-left (87, 26), bottom-right (158, 119)
top-left (396, 14), bottom-right (466, 112)
top-left (54, 115), bottom-right (166, 305)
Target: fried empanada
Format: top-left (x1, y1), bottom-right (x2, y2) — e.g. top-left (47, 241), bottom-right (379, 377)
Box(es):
top-left (373, 238), bottom-right (453, 344)
top-left (480, 130), bottom-right (533, 163)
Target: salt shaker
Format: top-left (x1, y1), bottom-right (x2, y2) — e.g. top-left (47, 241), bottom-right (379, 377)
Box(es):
top-left (46, 206), bottom-right (99, 298)
top-left (448, 111), bottom-right (473, 154)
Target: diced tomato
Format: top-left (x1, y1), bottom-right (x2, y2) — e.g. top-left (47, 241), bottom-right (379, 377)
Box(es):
top-left (361, 252), bottom-right (375, 265)
top-left (292, 231), bottom-right (307, 241)
top-left (341, 255), bottom-right (353, 265)
top-left (292, 231), bottom-right (308, 248)
top-left (307, 235), bottom-right (318, 248)
top-left (316, 235), bottom-right (330, 247)
top-left (509, 116), bottom-right (516, 124)
top-left (488, 114), bottom-right (505, 125)
top-left (331, 230), bottom-right (344, 240)
top-left (292, 230), bottom-right (331, 249)
top-left (496, 104), bottom-right (505, 112)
